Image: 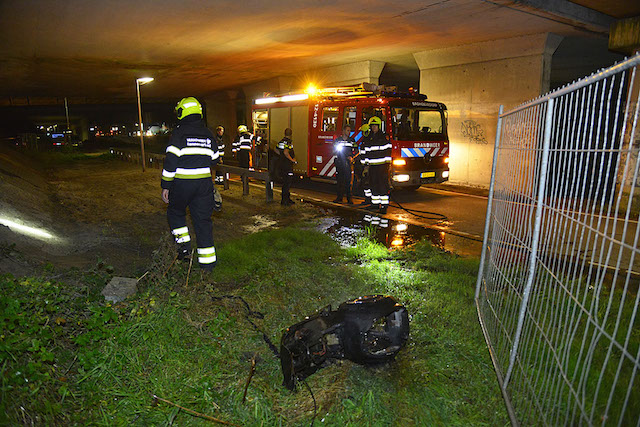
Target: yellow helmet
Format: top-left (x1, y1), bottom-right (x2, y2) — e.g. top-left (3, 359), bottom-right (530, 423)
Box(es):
top-left (368, 116), bottom-right (383, 127)
top-left (237, 125), bottom-right (248, 133)
top-left (175, 97), bottom-right (202, 120)
top-left (360, 123), bottom-right (370, 136)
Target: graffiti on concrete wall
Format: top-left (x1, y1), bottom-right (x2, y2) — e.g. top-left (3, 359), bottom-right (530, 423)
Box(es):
top-left (461, 120), bottom-right (488, 144)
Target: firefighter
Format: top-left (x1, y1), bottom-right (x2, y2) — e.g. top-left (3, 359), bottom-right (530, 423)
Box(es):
top-left (365, 116), bottom-right (391, 214)
top-left (353, 123), bottom-right (369, 197)
top-left (253, 129), bottom-right (265, 169)
top-left (279, 128), bottom-right (297, 205)
top-left (333, 124), bottom-right (355, 204)
top-left (161, 97), bottom-right (219, 270)
top-left (358, 123), bottom-right (374, 207)
top-left (214, 125), bottom-right (225, 184)
top-left (233, 125), bottom-right (253, 168)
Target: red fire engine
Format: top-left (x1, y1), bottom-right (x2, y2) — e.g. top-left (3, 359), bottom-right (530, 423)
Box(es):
top-left (252, 83), bottom-right (449, 190)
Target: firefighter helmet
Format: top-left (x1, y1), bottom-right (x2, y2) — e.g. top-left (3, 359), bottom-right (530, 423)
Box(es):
top-left (216, 125), bottom-right (224, 132)
top-left (237, 125), bottom-right (248, 133)
top-left (368, 116), bottom-right (383, 127)
top-left (175, 97), bottom-right (202, 120)
top-left (360, 124), bottom-right (370, 137)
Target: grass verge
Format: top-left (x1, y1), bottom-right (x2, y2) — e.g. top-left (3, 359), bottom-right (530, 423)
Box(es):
top-left (1, 225), bottom-right (508, 425)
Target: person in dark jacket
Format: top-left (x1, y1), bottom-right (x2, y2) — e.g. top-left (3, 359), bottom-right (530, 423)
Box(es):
top-left (161, 97), bottom-right (219, 270)
top-left (279, 128), bottom-right (297, 206)
top-left (233, 125), bottom-right (252, 168)
top-left (364, 116), bottom-right (391, 214)
top-left (333, 124), bottom-right (356, 204)
top-left (214, 125), bottom-right (225, 184)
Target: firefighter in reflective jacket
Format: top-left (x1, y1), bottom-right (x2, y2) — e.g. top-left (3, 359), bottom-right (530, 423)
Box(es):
top-left (233, 125), bottom-right (253, 168)
top-left (279, 128), bottom-right (296, 205)
top-left (333, 124), bottom-right (355, 204)
top-left (364, 116), bottom-right (391, 214)
top-left (161, 97), bottom-right (219, 270)
top-left (214, 125), bottom-right (225, 184)
top-left (358, 124), bottom-right (373, 206)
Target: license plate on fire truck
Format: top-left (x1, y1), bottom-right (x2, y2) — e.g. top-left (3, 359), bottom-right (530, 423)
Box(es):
top-left (421, 172), bottom-right (436, 178)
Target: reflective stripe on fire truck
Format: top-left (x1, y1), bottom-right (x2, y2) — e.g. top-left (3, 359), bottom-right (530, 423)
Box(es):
top-left (319, 155), bottom-right (337, 177)
top-left (172, 226), bottom-right (191, 244)
top-left (401, 146), bottom-right (449, 158)
top-left (197, 246), bottom-right (217, 264)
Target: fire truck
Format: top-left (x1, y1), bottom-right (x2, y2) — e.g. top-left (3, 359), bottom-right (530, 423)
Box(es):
top-left (252, 83), bottom-right (449, 190)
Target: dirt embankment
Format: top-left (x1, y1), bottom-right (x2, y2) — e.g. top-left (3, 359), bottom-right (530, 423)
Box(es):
top-left (0, 147), bottom-right (318, 277)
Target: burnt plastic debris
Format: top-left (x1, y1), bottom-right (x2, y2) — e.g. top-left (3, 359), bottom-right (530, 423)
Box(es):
top-left (280, 295), bottom-right (409, 390)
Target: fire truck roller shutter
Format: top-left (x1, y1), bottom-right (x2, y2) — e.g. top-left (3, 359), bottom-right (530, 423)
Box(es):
top-left (270, 106), bottom-right (290, 152)
top-left (291, 105), bottom-right (308, 174)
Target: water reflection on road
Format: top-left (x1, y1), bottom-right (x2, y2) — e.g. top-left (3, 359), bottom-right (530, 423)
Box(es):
top-left (315, 208), bottom-right (482, 257)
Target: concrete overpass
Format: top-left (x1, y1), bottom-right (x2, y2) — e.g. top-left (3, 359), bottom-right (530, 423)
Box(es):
top-left (1, 0), bottom-right (638, 187)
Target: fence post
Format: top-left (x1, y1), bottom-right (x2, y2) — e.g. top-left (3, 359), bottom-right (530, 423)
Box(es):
top-left (476, 105), bottom-right (504, 300)
top-left (503, 98), bottom-right (555, 388)
top-left (265, 175), bottom-right (273, 202)
top-left (242, 174), bottom-right (249, 195)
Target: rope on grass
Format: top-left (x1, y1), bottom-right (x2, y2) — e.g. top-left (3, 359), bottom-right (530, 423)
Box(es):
top-left (152, 394), bottom-right (239, 426)
top-left (210, 295), bottom-right (280, 358)
top-left (301, 379), bottom-right (317, 427)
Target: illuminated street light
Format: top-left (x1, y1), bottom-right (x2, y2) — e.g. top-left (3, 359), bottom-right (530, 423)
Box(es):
top-left (136, 77), bottom-right (154, 172)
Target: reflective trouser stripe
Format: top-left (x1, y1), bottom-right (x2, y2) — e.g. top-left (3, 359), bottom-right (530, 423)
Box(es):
top-left (371, 195), bottom-right (381, 204)
top-left (172, 226), bottom-right (190, 243)
top-left (379, 195), bottom-right (389, 205)
top-left (364, 189), bottom-right (372, 197)
top-left (198, 246), bottom-right (216, 264)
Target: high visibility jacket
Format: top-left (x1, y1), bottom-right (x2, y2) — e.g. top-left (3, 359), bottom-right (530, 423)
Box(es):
top-left (279, 137), bottom-right (295, 172)
top-left (215, 134), bottom-right (225, 158)
top-left (363, 131), bottom-right (391, 165)
top-left (161, 115), bottom-right (219, 189)
top-left (233, 132), bottom-right (253, 152)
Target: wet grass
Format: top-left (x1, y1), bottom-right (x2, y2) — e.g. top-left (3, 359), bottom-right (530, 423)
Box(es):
top-left (0, 225), bottom-right (509, 425)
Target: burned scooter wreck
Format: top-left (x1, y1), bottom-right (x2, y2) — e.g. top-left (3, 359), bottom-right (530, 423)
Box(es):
top-left (280, 295), bottom-right (409, 390)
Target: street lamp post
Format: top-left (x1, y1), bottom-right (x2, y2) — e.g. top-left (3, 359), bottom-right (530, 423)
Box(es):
top-left (136, 77), bottom-right (154, 172)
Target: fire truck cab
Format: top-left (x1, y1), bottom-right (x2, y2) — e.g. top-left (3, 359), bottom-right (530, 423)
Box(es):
top-left (252, 83), bottom-right (449, 190)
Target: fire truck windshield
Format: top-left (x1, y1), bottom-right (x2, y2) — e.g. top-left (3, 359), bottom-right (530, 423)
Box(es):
top-left (391, 107), bottom-right (444, 141)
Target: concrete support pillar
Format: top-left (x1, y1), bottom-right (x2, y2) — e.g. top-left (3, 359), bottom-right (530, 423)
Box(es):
top-left (203, 90), bottom-right (241, 157)
top-left (414, 33), bottom-right (562, 188)
top-left (610, 16), bottom-right (640, 190)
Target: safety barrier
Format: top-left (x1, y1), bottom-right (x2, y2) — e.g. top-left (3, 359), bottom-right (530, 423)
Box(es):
top-left (476, 54), bottom-right (640, 425)
top-left (109, 148), bottom-right (274, 202)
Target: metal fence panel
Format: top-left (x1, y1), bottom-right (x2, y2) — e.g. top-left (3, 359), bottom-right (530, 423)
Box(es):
top-left (476, 54), bottom-right (640, 426)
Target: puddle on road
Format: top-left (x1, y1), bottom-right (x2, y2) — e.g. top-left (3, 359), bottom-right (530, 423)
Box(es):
top-left (315, 210), bottom-right (446, 250)
top-left (314, 208), bottom-right (482, 257)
